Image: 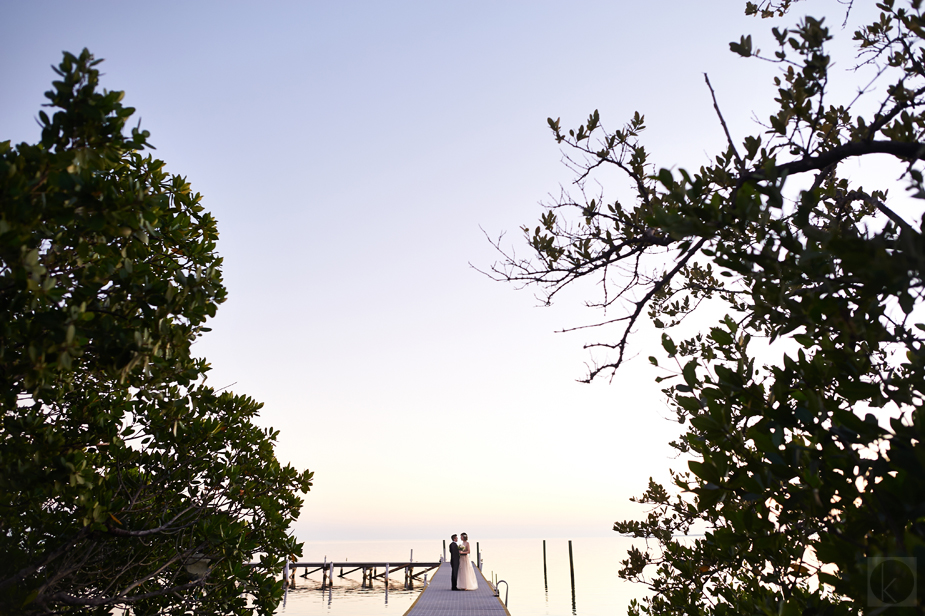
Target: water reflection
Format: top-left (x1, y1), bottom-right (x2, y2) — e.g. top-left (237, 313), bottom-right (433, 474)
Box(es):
top-left (277, 573), bottom-right (423, 614)
top-left (285, 575), bottom-right (420, 595)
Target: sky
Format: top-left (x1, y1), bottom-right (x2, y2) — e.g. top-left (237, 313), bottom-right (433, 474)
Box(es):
top-left (0, 0), bottom-right (885, 541)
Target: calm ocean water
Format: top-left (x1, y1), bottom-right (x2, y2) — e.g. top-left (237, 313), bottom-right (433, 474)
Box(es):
top-left (274, 537), bottom-right (649, 616)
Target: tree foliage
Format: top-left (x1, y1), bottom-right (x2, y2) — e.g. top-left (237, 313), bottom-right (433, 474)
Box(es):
top-left (493, 1), bottom-right (925, 613)
top-left (0, 50), bottom-right (313, 615)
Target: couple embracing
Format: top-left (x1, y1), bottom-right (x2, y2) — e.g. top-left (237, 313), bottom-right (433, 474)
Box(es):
top-left (448, 533), bottom-right (478, 591)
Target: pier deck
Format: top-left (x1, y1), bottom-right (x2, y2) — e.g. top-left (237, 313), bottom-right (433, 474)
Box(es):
top-left (404, 562), bottom-right (508, 616)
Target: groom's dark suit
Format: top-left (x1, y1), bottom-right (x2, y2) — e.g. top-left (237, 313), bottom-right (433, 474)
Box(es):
top-left (449, 541), bottom-right (460, 590)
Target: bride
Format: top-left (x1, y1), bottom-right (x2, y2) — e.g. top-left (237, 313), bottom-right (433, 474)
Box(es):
top-left (457, 533), bottom-right (479, 590)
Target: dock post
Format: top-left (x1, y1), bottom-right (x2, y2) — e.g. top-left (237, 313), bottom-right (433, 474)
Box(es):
top-left (569, 540), bottom-right (576, 612)
top-left (543, 540), bottom-right (548, 589)
top-left (385, 562), bottom-right (389, 587)
top-left (476, 542), bottom-right (480, 570)
top-left (443, 540), bottom-right (446, 561)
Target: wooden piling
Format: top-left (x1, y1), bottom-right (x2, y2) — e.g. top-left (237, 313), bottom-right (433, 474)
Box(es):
top-left (476, 542), bottom-right (480, 570)
top-left (543, 539), bottom-right (548, 589)
top-left (569, 540), bottom-right (576, 613)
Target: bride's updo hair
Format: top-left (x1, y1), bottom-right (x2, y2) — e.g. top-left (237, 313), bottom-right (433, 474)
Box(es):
top-left (461, 533), bottom-right (468, 540)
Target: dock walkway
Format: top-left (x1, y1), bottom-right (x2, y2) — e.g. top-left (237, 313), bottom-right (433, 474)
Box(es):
top-left (405, 562), bottom-right (508, 616)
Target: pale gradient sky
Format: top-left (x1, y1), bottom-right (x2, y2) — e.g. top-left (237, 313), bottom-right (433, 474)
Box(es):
top-left (1, 0), bottom-right (881, 541)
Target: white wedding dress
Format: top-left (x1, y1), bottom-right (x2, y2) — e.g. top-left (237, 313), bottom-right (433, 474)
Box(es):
top-left (457, 541), bottom-right (479, 590)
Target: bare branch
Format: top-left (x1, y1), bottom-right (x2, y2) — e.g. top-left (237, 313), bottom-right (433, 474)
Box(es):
top-left (582, 236), bottom-right (711, 381)
top-left (704, 73), bottom-right (743, 170)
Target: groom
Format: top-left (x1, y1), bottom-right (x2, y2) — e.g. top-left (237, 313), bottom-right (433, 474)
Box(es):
top-left (449, 533), bottom-right (460, 590)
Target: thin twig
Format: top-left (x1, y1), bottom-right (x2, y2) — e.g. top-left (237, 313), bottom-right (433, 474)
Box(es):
top-left (704, 74), bottom-right (743, 170)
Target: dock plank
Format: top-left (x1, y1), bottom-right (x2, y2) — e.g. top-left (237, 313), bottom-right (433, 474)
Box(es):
top-left (405, 562), bottom-right (508, 616)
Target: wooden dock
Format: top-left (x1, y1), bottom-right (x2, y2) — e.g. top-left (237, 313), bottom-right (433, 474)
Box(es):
top-left (403, 562), bottom-right (509, 616)
top-left (288, 561), bottom-right (441, 587)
